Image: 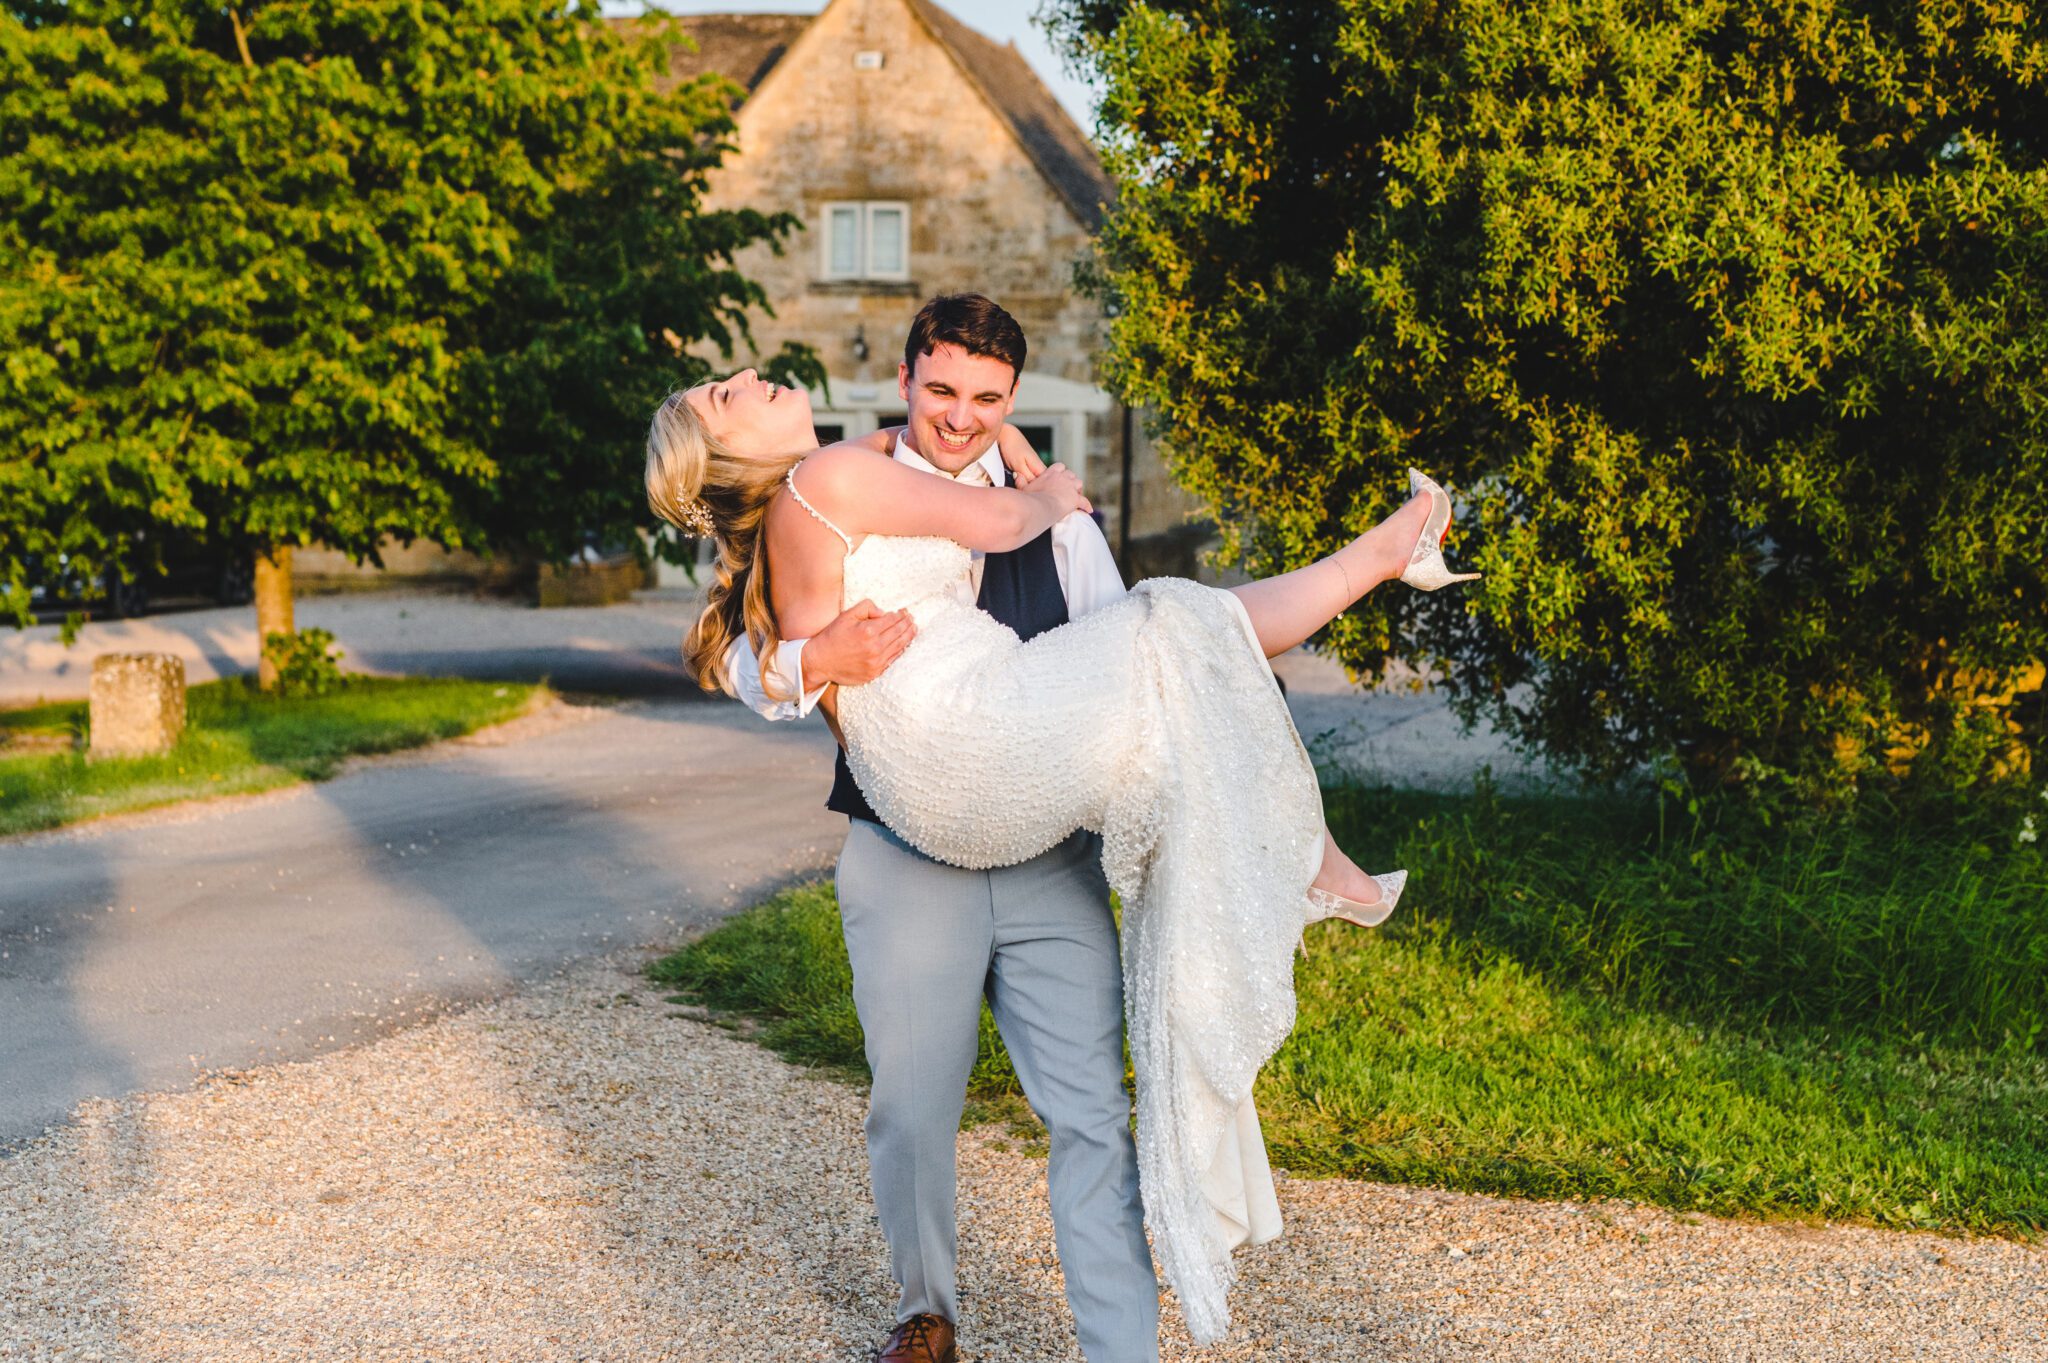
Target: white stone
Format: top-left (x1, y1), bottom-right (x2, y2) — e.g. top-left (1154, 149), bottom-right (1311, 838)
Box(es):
top-left (88, 652), bottom-right (186, 758)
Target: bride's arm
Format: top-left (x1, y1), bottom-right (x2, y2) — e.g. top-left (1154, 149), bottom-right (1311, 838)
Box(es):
top-left (793, 446), bottom-right (1090, 553)
top-left (852, 422), bottom-right (1048, 483)
top-left (994, 423), bottom-right (1048, 483)
top-left (846, 428), bottom-right (898, 455)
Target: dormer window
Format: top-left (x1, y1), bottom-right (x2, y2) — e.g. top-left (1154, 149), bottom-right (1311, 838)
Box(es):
top-left (822, 201), bottom-right (910, 282)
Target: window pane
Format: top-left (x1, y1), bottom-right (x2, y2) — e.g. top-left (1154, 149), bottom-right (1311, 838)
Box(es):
top-left (814, 424), bottom-right (846, 444)
top-left (869, 206), bottom-right (905, 275)
top-left (829, 207), bottom-right (861, 275)
top-left (1016, 424), bottom-right (1056, 459)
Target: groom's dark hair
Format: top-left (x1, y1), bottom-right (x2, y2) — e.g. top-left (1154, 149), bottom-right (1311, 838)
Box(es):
top-left (904, 293), bottom-right (1027, 387)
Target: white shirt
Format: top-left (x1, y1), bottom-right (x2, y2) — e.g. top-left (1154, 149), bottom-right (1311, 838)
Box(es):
top-left (727, 434), bottom-right (1126, 720)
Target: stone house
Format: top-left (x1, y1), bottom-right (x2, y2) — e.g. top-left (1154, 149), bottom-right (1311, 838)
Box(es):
top-left (308, 0), bottom-right (1204, 595)
top-left (639, 0), bottom-right (1206, 578)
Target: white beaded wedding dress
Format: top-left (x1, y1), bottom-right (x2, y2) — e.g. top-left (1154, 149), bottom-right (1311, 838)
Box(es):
top-left (790, 472), bottom-right (1325, 1343)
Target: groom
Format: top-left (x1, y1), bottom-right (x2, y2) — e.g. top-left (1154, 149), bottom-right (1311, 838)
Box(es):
top-left (729, 294), bottom-right (1159, 1363)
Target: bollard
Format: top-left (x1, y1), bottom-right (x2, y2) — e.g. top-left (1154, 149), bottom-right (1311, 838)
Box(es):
top-left (89, 653), bottom-right (187, 758)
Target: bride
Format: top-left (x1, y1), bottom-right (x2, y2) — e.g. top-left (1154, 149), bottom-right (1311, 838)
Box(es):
top-left (644, 368), bottom-right (1475, 1341)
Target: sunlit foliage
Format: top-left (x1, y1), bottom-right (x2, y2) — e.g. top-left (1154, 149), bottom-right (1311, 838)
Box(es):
top-left (1, 1), bottom-right (812, 613)
top-left (1055, 0), bottom-right (2048, 793)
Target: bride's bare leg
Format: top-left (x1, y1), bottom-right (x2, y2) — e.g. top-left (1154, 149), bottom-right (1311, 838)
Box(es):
top-left (1228, 493), bottom-right (1434, 658)
top-left (1310, 830), bottom-right (1383, 904)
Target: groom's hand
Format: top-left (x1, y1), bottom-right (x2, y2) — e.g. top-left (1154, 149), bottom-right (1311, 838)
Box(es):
top-left (804, 599), bottom-right (916, 688)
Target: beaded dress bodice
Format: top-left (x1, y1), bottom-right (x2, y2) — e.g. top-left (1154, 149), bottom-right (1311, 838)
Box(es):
top-left (839, 533), bottom-right (973, 617)
top-left (781, 464), bottom-right (1324, 1343)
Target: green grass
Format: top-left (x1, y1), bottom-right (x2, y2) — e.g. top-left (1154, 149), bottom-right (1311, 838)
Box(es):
top-left (1266, 919), bottom-right (2044, 1233)
top-left (649, 785), bottom-right (2048, 1238)
top-left (0, 676), bottom-right (540, 836)
top-left (1326, 780), bottom-right (2048, 1051)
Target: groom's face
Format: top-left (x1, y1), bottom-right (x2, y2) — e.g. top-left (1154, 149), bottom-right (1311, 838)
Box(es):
top-left (897, 343), bottom-right (1018, 474)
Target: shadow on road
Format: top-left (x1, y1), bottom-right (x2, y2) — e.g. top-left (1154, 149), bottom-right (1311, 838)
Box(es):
top-left (335, 644), bottom-right (693, 698)
top-left (0, 845), bottom-right (149, 1156)
top-left (2, 697), bottom-right (845, 1151)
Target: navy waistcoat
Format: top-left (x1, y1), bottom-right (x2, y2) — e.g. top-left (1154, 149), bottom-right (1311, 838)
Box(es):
top-left (826, 473), bottom-right (1069, 823)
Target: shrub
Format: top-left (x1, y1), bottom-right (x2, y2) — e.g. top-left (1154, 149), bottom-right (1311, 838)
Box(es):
top-left (1057, 0), bottom-right (2048, 795)
top-left (262, 627), bottom-right (344, 699)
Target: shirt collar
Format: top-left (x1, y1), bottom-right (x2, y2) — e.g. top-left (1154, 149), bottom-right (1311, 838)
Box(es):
top-left (894, 432), bottom-right (1005, 486)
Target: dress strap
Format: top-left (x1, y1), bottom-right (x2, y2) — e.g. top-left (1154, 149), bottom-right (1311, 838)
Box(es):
top-left (785, 464), bottom-right (854, 551)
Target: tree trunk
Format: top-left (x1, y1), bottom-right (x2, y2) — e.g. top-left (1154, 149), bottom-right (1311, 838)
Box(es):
top-left (254, 545), bottom-right (294, 691)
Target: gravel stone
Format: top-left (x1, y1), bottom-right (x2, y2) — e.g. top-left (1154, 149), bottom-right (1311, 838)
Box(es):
top-left (3, 955), bottom-right (2041, 1361)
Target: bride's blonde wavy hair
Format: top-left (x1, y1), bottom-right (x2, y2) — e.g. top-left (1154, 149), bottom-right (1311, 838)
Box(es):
top-left (645, 387), bottom-right (810, 699)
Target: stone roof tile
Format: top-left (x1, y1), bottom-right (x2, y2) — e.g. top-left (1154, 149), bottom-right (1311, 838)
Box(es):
top-left (904, 0), bottom-right (1113, 228)
top-left (616, 13), bottom-right (812, 98)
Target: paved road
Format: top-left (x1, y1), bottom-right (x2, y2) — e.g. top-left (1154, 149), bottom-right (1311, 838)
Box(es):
top-left (1, 587), bottom-right (711, 704)
top-left (2, 585), bottom-right (1552, 786)
top-left (0, 695), bottom-right (844, 1148)
top-left (1, 588), bottom-right (1552, 1147)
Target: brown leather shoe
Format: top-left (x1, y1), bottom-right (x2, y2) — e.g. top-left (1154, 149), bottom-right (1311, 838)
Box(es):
top-left (874, 1312), bottom-right (956, 1363)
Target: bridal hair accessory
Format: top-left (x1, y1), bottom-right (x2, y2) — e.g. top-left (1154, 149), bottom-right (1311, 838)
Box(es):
top-left (674, 496), bottom-right (716, 536)
top-left (653, 389), bottom-right (718, 536)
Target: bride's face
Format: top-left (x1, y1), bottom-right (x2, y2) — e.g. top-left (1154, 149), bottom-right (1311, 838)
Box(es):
top-left (686, 369), bottom-right (816, 456)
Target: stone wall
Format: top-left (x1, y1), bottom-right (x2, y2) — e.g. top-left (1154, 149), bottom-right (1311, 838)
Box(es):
top-left (1093, 410), bottom-right (1217, 580)
top-left (294, 539), bottom-right (526, 594)
top-left (706, 0), bottom-right (1108, 461)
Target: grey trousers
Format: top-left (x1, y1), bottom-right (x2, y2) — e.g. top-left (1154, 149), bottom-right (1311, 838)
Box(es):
top-left (836, 818), bottom-right (1159, 1363)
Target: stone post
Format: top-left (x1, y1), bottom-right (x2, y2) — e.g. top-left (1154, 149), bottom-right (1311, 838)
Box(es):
top-left (89, 653), bottom-right (187, 758)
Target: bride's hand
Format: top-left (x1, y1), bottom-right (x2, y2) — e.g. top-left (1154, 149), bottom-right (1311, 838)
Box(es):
top-left (1019, 462), bottom-right (1092, 519)
top-left (995, 423), bottom-right (1048, 483)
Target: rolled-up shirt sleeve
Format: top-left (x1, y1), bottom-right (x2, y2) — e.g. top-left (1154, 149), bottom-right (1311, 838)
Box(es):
top-left (726, 636), bottom-right (827, 721)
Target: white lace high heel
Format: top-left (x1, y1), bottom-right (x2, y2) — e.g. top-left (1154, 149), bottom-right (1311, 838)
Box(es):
top-left (1304, 869), bottom-right (1408, 929)
top-left (1399, 468), bottom-right (1481, 590)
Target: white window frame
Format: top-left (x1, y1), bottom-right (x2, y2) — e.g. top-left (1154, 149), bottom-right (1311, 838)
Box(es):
top-left (820, 200), bottom-right (912, 282)
top-left (1007, 414), bottom-right (1062, 464)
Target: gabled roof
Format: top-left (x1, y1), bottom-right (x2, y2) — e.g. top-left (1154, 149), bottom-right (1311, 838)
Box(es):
top-left (904, 0), bottom-right (1112, 229)
top-left (623, 2), bottom-right (1114, 230)
top-left (633, 12), bottom-right (811, 95)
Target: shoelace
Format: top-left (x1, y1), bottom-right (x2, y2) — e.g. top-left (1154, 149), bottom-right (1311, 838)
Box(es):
top-left (885, 1314), bottom-right (946, 1359)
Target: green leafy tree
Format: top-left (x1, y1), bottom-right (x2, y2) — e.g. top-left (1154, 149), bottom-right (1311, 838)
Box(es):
top-left (450, 18), bottom-right (821, 566)
top-left (1055, 0), bottom-right (2048, 792)
top-left (1, 2), bottom-right (806, 675)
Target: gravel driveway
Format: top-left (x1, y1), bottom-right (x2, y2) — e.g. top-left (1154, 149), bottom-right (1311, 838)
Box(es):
top-left (3, 953), bottom-right (2040, 1363)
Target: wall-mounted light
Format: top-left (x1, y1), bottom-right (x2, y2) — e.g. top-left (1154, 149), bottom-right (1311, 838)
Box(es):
top-left (852, 325), bottom-right (871, 363)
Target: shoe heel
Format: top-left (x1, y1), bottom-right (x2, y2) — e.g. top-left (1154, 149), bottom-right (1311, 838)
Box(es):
top-left (1398, 468), bottom-right (1481, 592)
top-left (1401, 551), bottom-right (1483, 591)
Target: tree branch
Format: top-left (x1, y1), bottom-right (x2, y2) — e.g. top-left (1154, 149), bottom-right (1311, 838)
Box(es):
top-left (228, 8), bottom-right (255, 69)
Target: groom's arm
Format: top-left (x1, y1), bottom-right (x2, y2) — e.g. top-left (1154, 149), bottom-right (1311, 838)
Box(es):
top-left (1052, 511), bottom-right (1127, 620)
top-left (726, 636), bottom-right (818, 721)
top-left (726, 602), bottom-right (916, 721)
